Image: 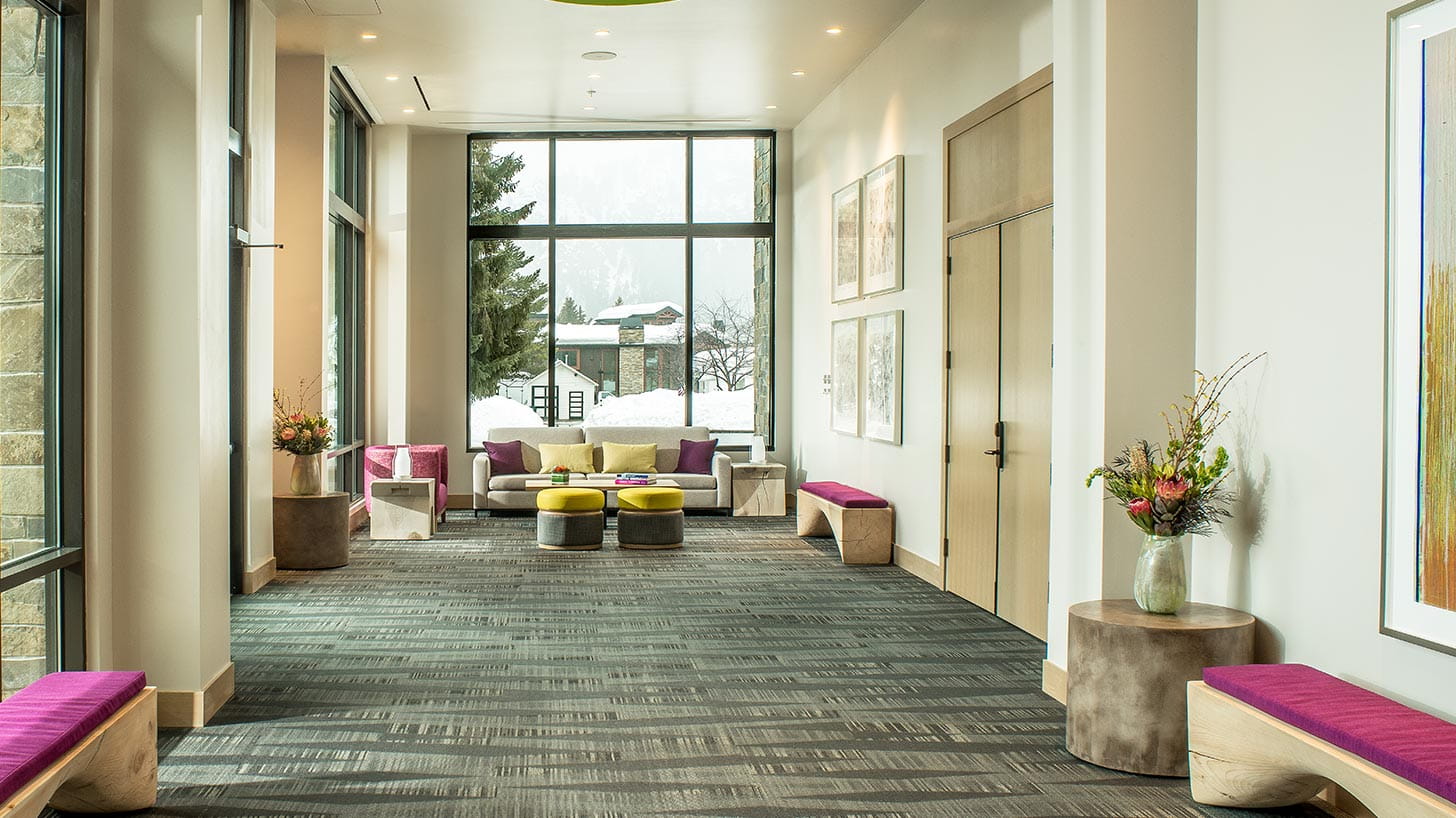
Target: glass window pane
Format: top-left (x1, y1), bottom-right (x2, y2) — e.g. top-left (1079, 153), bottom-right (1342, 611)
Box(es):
top-left (2, 574), bottom-right (56, 699)
top-left (692, 238), bottom-right (769, 438)
top-left (692, 137), bottom-right (771, 223)
top-left (556, 139), bottom-right (686, 224)
top-left (471, 140), bottom-right (548, 226)
top-left (322, 218), bottom-right (342, 433)
top-left (557, 238), bottom-right (685, 427)
top-left (328, 103), bottom-right (342, 197)
top-left (468, 239), bottom-right (549, 438)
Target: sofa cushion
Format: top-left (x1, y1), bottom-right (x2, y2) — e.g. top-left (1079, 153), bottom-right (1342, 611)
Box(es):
top-left (585, 426), bottom-right (709, 473)
top-left (488, 474), bottom-right (537, 491)
top-left (539, 443), bottom-right (595, 474)
top-left (483, 440), bottom-right (527, 475)
top-left (0, 671), bottom-right (147, 804)
top-left (676, 438), bottom-right (718, 474)
top-left (800, 481), bottom-right (889, 509)
top-left (602, 442), bottom-right (658, 474)
top-left (486, 427), bottom-right (585, 474)
top-left (1204, 663), bottom-right (1456, 805)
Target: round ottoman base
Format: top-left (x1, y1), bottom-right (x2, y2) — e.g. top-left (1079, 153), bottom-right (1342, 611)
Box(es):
top-left (617, 509), bottom-right (684, 550)
top-left (537, 509), bottom-right (604, 551)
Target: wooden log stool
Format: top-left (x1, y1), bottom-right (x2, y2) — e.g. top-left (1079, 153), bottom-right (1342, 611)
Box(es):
top-left (616, 486), bottom-right (684, 550)
top-left (536, 488), bottom-right (605, 551)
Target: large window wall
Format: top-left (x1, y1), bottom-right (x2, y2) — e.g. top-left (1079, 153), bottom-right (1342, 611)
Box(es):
top-left (323, 78), bottom-right (367, 497)
top-left (467, 132), bottom-right (774, 447)
top-left (0, 0), bottom-right (84, 698)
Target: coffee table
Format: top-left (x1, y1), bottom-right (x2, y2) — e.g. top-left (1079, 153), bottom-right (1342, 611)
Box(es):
top-left (523, 478), bottom-right (679, 492)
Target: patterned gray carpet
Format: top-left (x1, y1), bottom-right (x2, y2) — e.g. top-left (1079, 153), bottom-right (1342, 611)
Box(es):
top-left (132, 514), bottom-right (1321, 817)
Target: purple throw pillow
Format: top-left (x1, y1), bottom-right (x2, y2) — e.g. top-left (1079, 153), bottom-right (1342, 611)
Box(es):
top-left (675, 438), bottom-right (718, 474)
top-left (484, 440), bottom-right (527, 475)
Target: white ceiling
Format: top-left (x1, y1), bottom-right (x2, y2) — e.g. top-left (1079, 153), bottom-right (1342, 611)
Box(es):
top-left (274, 0), bottom-right (925, 132)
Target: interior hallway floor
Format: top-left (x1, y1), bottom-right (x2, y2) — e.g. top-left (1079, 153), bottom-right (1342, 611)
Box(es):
top-left (135, 514), bottom-right (1323, 817)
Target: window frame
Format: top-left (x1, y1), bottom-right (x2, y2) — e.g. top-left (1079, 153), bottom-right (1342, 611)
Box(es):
top-left (0, 0), bottom-right (88, 674)
top-left (324, 72), bottom-right (369, 498)
top-left (465, 130), bottom-right (777, 451)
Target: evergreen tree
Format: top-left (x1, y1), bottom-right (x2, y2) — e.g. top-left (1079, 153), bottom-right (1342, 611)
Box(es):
top-left (558, 296), bottom-right (588, 324)
top-left (468, 142), bottom-right (549, 401)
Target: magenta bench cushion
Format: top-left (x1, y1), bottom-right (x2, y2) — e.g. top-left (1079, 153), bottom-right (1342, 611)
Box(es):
top-left (0, 671), bottom-right (147, 803)
top-left (1204, 663), bottom-right (1456, 805)
top-left (800, 481), bottom-right (889, 509)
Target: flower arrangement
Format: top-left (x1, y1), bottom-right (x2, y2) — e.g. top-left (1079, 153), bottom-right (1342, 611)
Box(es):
top-left (1086, 355), bottom-right (1261, 537)
top-left (272, 381), bottom-right (333, 456)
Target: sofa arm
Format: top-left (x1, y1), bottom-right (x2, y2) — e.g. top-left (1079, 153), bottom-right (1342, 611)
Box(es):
top-left (473, 452), bottom-right (494, 509)
top-left (712, 452), bottom-right (733, 509)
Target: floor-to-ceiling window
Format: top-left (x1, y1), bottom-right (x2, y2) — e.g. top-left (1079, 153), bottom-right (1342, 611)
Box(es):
top-left (466, 132), bottom-right (775, 447)
top-left (323, 76), bottom-right (367, 497)
top-left (0, 0), bottom-right (84, 698)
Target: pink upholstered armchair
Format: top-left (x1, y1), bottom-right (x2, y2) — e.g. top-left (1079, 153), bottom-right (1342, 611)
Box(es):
top-left (365, 445), bottom-right (448, 517)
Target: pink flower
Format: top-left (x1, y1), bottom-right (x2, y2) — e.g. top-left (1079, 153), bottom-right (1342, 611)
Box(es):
top-left (289, 413), bottom-right (303, 423)
top-left (1155, 478), bottom-right (1191, 502)
top-left (280, 428), bottom-right (297, 441)
top-left (1128, 498), bottom-right (1152, 516)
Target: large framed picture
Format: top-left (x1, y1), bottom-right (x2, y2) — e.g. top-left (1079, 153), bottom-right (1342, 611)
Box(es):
top-left (831, 180), bottom-right (862, 303)
top-left (1383, 0), bottom-right (1456, 655)
top-left (862, 155), bottom-right (904, 297)
top-left (862, 310), bottom-right (903, 444)
top-left (830, 318), bottom-right (860, 436)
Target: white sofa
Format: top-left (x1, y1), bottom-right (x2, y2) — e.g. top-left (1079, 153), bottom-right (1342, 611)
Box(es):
top-left (473, 426), bottom-right (732, 512)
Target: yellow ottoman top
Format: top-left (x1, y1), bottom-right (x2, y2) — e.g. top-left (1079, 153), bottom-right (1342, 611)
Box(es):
top-left (537, 487), bottom-right (605, 512)
top-left (617, 486), bottom-right (684, 512)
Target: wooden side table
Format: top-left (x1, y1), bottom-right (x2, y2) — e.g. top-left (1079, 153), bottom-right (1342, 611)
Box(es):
top-left (370, 478), bottom-right (437, 540)
top-left (273, 492), bottom-right (351, 569)
top-left (1066, 599), bottom-right (1254, 777)
top-left (731, 462), bottom-right (787, 516)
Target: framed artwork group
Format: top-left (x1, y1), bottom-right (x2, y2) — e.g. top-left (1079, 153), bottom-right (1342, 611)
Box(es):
top-left (829, 155), bottom-right (904, 445)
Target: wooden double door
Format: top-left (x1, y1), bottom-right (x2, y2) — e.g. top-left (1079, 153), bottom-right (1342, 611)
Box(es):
top-left (942, 69), bottom-right (1053, 640)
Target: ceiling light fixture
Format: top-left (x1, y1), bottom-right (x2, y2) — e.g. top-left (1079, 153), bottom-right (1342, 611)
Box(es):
top-left (825, 26), bottom-right (843, 35)
top-left (402, 107), bottom-right (415, 113)
top-left (791, 70), bottom-right (806, 77)
top-left (582, 50), bottom-right (617, 61)
top-left (594, 28), bottom-right (611, 37)
top-left (587, 72), bottom-right (602, 80)
top-left (551, 0), bottom-right (676, 5)
top-left (361, 32), bottom-right (378, 40)
top-left (583, 105), bottom-right (597, 111)
top-left (385, 74), bottom-right (399, 81)
top-left (1407, 22), bottom-right (1424, 28)
top-left (764, 105), bottom-right (778, 110)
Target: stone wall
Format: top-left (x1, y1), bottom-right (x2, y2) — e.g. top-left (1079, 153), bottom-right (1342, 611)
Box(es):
top-left (617, 325), bottom-right (645, 396)
top-left (752, 139), bottom-right (773, 438)
top-left (0, 0), bottom-right (50, 699)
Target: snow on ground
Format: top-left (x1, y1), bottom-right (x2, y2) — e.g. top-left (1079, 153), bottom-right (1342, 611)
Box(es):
top-left (470, 395), bottom-right (545, 444)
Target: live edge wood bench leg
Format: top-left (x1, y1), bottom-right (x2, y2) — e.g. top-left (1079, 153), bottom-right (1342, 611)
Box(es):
top-left (1187, 681), bottom-right (1456, 818)
top-left (3, 687), bottom-right (158, 818)
top-left (795, 491), bottom-right (894, 565)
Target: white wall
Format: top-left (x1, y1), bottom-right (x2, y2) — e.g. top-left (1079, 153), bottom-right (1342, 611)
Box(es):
top-left (1193, 0), bottom-right (1456, 717)
top-left (790, 0), bottom-right (1053, 566)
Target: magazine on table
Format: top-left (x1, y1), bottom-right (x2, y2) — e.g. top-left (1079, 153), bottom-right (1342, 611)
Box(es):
top-left (614, 473), bottom-right (656, 485)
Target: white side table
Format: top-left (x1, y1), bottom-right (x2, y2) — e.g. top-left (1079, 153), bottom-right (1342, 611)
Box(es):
top-left (731, 462), bottom-right (787, 517)
top-left (371, 477), bottom-right (437, 540)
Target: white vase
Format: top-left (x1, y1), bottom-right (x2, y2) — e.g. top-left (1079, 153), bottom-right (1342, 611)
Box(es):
top-left (392, 445), bottom-right (412, 479)
top-left (1133, 534), bottom-right (1187, 614)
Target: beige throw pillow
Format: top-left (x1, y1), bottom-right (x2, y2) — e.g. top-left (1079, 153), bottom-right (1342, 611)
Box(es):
top-left (601, 442), bottom-right (658, 474)
top-left (538, 442), bottom-right (595, 474)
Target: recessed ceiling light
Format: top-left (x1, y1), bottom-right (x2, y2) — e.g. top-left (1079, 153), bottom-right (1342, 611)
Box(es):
top-left (588, 73), bottom-right (602, 80)
top-left (1407, 22), bottom-right (1424, 28)
top-left (582, 50), bottom-right (617, 61)
top-left (583, 105), bottom-right (597, 111)
top-left (361, 32), bottom-right (378, 40)
top-left (790, 70), bottom-right (806, 77)
top-left (385, 74), bottom-right (399, 81)
top-left (764, 105), bottom-right (777, 110)
top-left (594, 29), bottom-right (611, 37)
top-left (825, 26), bottom-right (843, 35)
top-left (402, 107), bottom-right (415, 114)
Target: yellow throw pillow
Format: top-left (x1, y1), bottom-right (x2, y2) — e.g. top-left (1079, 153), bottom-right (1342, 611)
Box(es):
top-left (601, 442), bottom-right (658, 474)
top-left (538, 442), bottom-right (595, 474)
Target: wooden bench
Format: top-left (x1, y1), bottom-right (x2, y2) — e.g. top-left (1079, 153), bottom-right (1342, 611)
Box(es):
top-left (0, 671), bottom-right (157, 818)
top-left (1188, 664), bottom-right (1456, 817)
top-left (795, 481), bottom-right (894, 565)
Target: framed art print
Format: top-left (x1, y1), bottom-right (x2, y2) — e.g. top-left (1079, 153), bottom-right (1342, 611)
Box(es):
top-left (862, 310), bottom-right (903, 444)
top-left (831, 180), bottom-right (862, 303)
top-left (862, 155), bottom-right (904, 297)
top-left (830, 318), bottom-right (860, 436)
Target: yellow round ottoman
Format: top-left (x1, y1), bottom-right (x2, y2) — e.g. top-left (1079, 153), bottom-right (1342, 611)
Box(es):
top-left (537, 488), bottom-right (605, 551)
top-left (616, 487), bottom-right (684, 550)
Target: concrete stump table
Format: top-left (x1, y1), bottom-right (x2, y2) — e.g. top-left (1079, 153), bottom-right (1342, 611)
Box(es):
top-left (273, 492), bottom-right (351, 569)
top-left (1065, 599), bottom-right (1254, 777)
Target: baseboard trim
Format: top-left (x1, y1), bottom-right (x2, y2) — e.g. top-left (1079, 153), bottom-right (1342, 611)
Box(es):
top-left (893, 545), bottom-right (943, 589)
top-left (1042, 659), bottom-right (1067, 704)
top-left (240, 557), bottom-right (276, 595)
top-left (157, 662), bottom-right (235, 728)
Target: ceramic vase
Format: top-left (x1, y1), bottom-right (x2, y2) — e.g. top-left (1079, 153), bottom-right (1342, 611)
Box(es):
top-left (1133, 534), bottom-right (1187, 614)
top-left (290, 453), bottom-right (323, 496)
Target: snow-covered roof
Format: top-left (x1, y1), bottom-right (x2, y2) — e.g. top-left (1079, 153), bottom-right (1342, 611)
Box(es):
top-left (554, 320), bottom-right (684, 346)
top-left (592, 301), bottom-right (684, 323)
top-left (524, 359), bottom-right (599, 387)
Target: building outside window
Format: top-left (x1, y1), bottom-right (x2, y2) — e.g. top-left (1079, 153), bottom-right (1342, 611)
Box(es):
top-left (466, 133), bottom-right (774, 447)
top-left (0, 0), bottom-right (83, 698)
top-left (323, 78), bottom-right (367, 498)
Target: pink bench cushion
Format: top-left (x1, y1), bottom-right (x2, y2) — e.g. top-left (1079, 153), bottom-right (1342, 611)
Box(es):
top-left (1204, 663), bottom-right (1456, 805)
top-left (800, 481), bottom-right (889, 509)
top-left (0, 671), bottom-right (147, 803)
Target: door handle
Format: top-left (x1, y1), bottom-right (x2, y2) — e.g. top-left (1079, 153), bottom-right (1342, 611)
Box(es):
top-left (983, 449), bottom-right (1000, 456)
top-left (989, 421), bottom-right (1005, 470)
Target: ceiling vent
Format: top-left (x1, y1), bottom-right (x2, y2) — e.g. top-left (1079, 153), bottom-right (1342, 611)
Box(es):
top-left (303, 0), bottom-right (382, 15)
